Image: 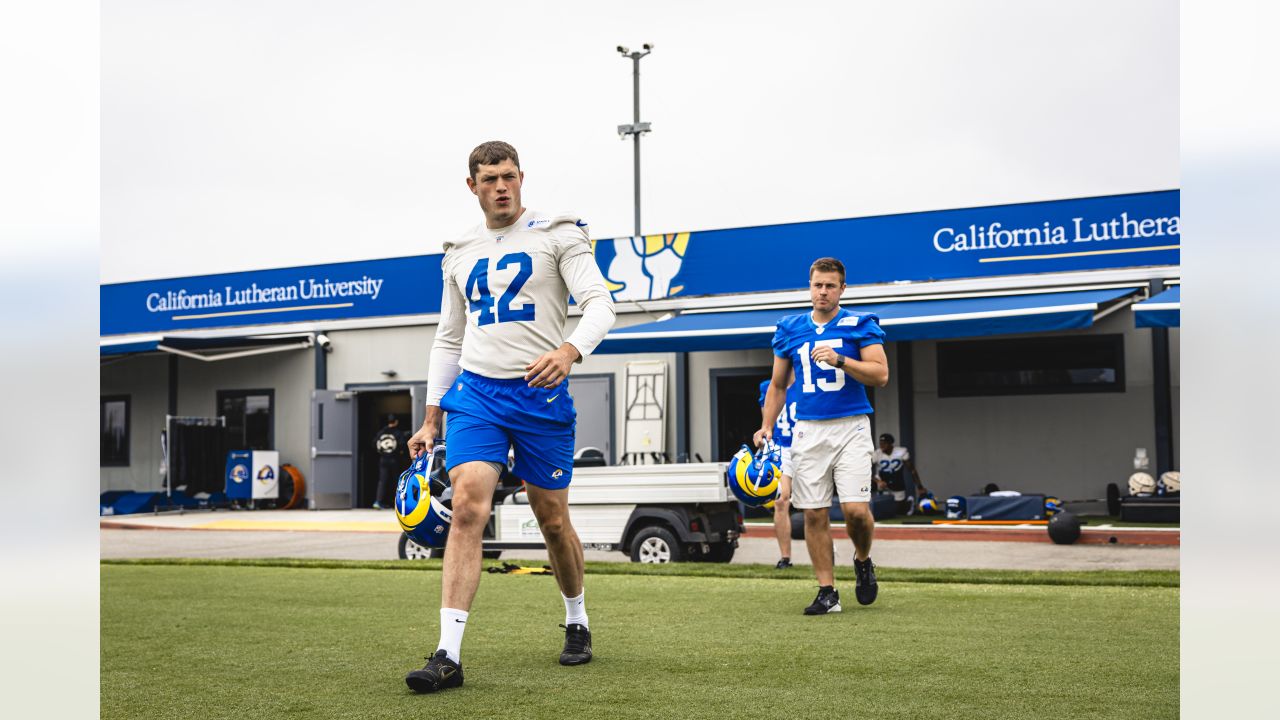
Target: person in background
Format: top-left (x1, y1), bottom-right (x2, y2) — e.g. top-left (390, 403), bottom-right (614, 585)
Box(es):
top-left (873, 433), bottom-right (927, 515)
top-left (373, 414), bottom-right (409, 510)
top-left (758, 374), bottom-right (801, 569)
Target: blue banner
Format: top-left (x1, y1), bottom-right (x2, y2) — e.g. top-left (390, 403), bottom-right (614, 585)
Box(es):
top-left (101, 191), bottom-right (1177, 335)
top-left (100, 255), bottom-right (443, 335)
top-left (593, 190), bottom-right (1179, 302)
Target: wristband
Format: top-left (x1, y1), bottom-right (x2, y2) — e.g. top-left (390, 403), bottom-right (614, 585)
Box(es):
top-left (836, 355), bottom-right (846, 368)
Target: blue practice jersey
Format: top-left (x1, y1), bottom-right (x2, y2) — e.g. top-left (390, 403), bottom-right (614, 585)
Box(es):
top-left (771, 308), bottom-right (885, 420)
top-left (758, 379), bottom-right (801, 448)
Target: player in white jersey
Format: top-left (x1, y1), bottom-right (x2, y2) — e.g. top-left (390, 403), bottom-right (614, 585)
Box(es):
top-left (755, 257), bottom-right (888, 615)
top-left (873, 433), bottom-right (927, 514)
top-left (404, 142), bottom-right (616, 693)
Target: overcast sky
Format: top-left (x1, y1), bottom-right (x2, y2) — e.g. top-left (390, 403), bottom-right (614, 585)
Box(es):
top-left (101, 0), bottom-right (1177, 284)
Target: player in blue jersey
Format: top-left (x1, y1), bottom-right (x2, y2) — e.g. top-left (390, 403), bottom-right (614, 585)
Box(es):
top-left (755, 257), bottom-right (888, 614)
top-left (403, 141), bottom-right (616, 693)
top-left (759, 376), bottom-right (801, 568)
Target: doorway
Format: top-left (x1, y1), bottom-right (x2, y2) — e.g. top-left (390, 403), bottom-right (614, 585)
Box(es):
top-left (354, 388), bottom-right (413, 508)
top-left (710, 367), bottom-right (772, 465)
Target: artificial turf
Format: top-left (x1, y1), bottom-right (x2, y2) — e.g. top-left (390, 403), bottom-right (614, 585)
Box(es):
top-left (101, 560), bottom-right (1178, 720)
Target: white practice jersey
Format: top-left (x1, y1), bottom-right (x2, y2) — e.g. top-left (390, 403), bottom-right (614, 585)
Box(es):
top-left (430, 209), bottom-right (615, 384)
top-left (873, 446), bottom-right (911, 487)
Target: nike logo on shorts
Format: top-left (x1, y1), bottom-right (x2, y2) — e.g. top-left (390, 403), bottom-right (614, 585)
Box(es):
top-left (546, 395), bottom-right (559, 403)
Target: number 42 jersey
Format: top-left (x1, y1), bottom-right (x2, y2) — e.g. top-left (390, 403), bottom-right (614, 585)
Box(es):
top-left (770, 308), bottom-right (885, 421)
top-left (434, 209), bottom-right (615, 379)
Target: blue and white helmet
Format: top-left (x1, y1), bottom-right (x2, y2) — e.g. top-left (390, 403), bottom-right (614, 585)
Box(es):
top-left (727, 440), bottom-right (782, 507)
top-left (396, 443), bottom-right (453, 548)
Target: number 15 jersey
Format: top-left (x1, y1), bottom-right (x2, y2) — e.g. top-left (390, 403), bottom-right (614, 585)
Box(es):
top-left (434, 209), bottom-right (615, 379)
top-left (770, 308), bottom-right (885, 420)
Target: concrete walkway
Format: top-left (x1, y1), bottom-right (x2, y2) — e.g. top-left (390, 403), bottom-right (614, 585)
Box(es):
top-left (100, 509), bottom-right (1178, 571)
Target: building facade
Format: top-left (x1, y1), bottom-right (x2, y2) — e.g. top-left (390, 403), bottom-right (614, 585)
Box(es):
top-left (101, 190), bottom-right (1180, 507)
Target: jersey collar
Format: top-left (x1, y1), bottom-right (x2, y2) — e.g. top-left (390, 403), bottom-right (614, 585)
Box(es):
top-left (483, 209), bottom-right (532, 239)
top-left (807, 306), bottom-right (846, 333)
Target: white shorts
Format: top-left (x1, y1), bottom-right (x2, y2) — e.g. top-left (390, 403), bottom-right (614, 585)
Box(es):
top-left (790, 415), bottom-right (874, 509)
top-left (779, 447), bottom-right (794, 478)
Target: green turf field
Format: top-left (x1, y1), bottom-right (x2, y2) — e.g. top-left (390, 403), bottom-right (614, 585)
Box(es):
top-left (102, 560), bottom-right (1178, 720)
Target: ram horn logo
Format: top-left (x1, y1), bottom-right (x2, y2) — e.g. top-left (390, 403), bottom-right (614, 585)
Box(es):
top-left (596, 232), bottom-right (691, 301)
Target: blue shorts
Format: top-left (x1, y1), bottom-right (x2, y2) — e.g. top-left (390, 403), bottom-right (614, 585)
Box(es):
top-left (440, 370), bottom-right (577, 490)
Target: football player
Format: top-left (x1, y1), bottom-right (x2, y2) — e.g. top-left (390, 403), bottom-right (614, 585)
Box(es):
top-left (755, 257), bottom-right (888, 614)
top-left (404, 141), bottom-right (616, 693)
top-left (758, 375), bottom-right (801, 569)
top-left (873, 433), bottom-right (928, 514)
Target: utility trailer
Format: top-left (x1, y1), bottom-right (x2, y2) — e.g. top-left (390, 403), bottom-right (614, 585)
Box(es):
top-left (398, 462), bottom-right (743, 563)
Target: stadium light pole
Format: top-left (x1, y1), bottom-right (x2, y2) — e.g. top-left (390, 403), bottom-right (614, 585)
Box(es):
top-left (616, 44), bottom-right (653, 238)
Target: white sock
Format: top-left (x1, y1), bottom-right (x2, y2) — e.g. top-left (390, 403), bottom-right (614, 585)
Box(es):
top-left (563, 591), bottom-right (588, 629)
top-left (437, 608), bottom-right (468, 664)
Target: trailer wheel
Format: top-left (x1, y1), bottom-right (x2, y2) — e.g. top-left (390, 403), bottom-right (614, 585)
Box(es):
top-left (630, 526), bottom-right (683, 563)
top-left (399, 533), bottom-right (433, 560)
top-left (399, 538), bottom-right (501, 560)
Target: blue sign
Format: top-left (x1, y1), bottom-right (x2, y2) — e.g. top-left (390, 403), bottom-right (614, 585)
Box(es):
top-left (101, 255), bottom-right (443, 335)
top-left (593, 190), bottom-right (1179, 302)
top-left (101, 191), bottom-right (1177, 336)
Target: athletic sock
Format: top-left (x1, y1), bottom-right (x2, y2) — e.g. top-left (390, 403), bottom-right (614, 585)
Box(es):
top-left (563, 591), bottom-right (588, 629)
top-left (437, 608), bottom-right (469, 664)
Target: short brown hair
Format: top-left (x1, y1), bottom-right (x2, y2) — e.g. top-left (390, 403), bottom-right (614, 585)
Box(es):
top-left (468, 141), bottom-right (520, 179)
top-left (809, 257), bottom-right (846, 283)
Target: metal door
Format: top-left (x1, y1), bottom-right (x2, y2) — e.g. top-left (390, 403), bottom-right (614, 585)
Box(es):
top-left (410, 384), bottom-right (428, 433)
top-left (572, 374), bottom-right (615, 464)
top-left (310, 389), bottom-right (356, 509)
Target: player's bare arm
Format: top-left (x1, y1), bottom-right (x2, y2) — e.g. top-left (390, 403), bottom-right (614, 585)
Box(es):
top-left (524, 342), bottom-right (582, 388)
top-left (754, 356), bottom-right (793, 447)
top-left (810, 342), bottom-right (889, 387)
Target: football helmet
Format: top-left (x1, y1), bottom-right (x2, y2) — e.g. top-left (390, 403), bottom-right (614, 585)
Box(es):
top-left (1128, 471), bottom-right (1157, 496)
top-left (1044, 496), bottom-right (1063, 516)
top-left (396, 443), bottom-right (453, 548)
top-left (727, 441), bottom-right (782, 507)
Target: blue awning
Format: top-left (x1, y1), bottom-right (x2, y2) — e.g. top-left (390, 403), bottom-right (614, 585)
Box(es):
top-left (100, 333), bottom-right (314, 358)
top-left (1133, 286), bottom-right (1180, 328)
top-left (100, 339), bottom-right (161, 356)
top-left (595, 287), bottom-right (1139, 354)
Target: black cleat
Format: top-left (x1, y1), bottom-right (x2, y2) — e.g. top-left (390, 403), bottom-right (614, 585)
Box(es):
top-left (405, 650), bottom-right (464, 694)
top-left (803, 586), bottom-right (841, 615)
top-left (854, 557), bottom-right (878, 606)
top-left (559, 623), bottom-right (593, 666)
top-left (775, 557), bottom-right (793, 570)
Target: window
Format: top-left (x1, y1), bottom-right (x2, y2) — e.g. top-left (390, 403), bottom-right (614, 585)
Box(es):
top-left (101, 396), bottom-right (131, 466)
top-left (937, 335), bottom-right (1125, 397)
top-left (218, 389), bottom-right (274, 450)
